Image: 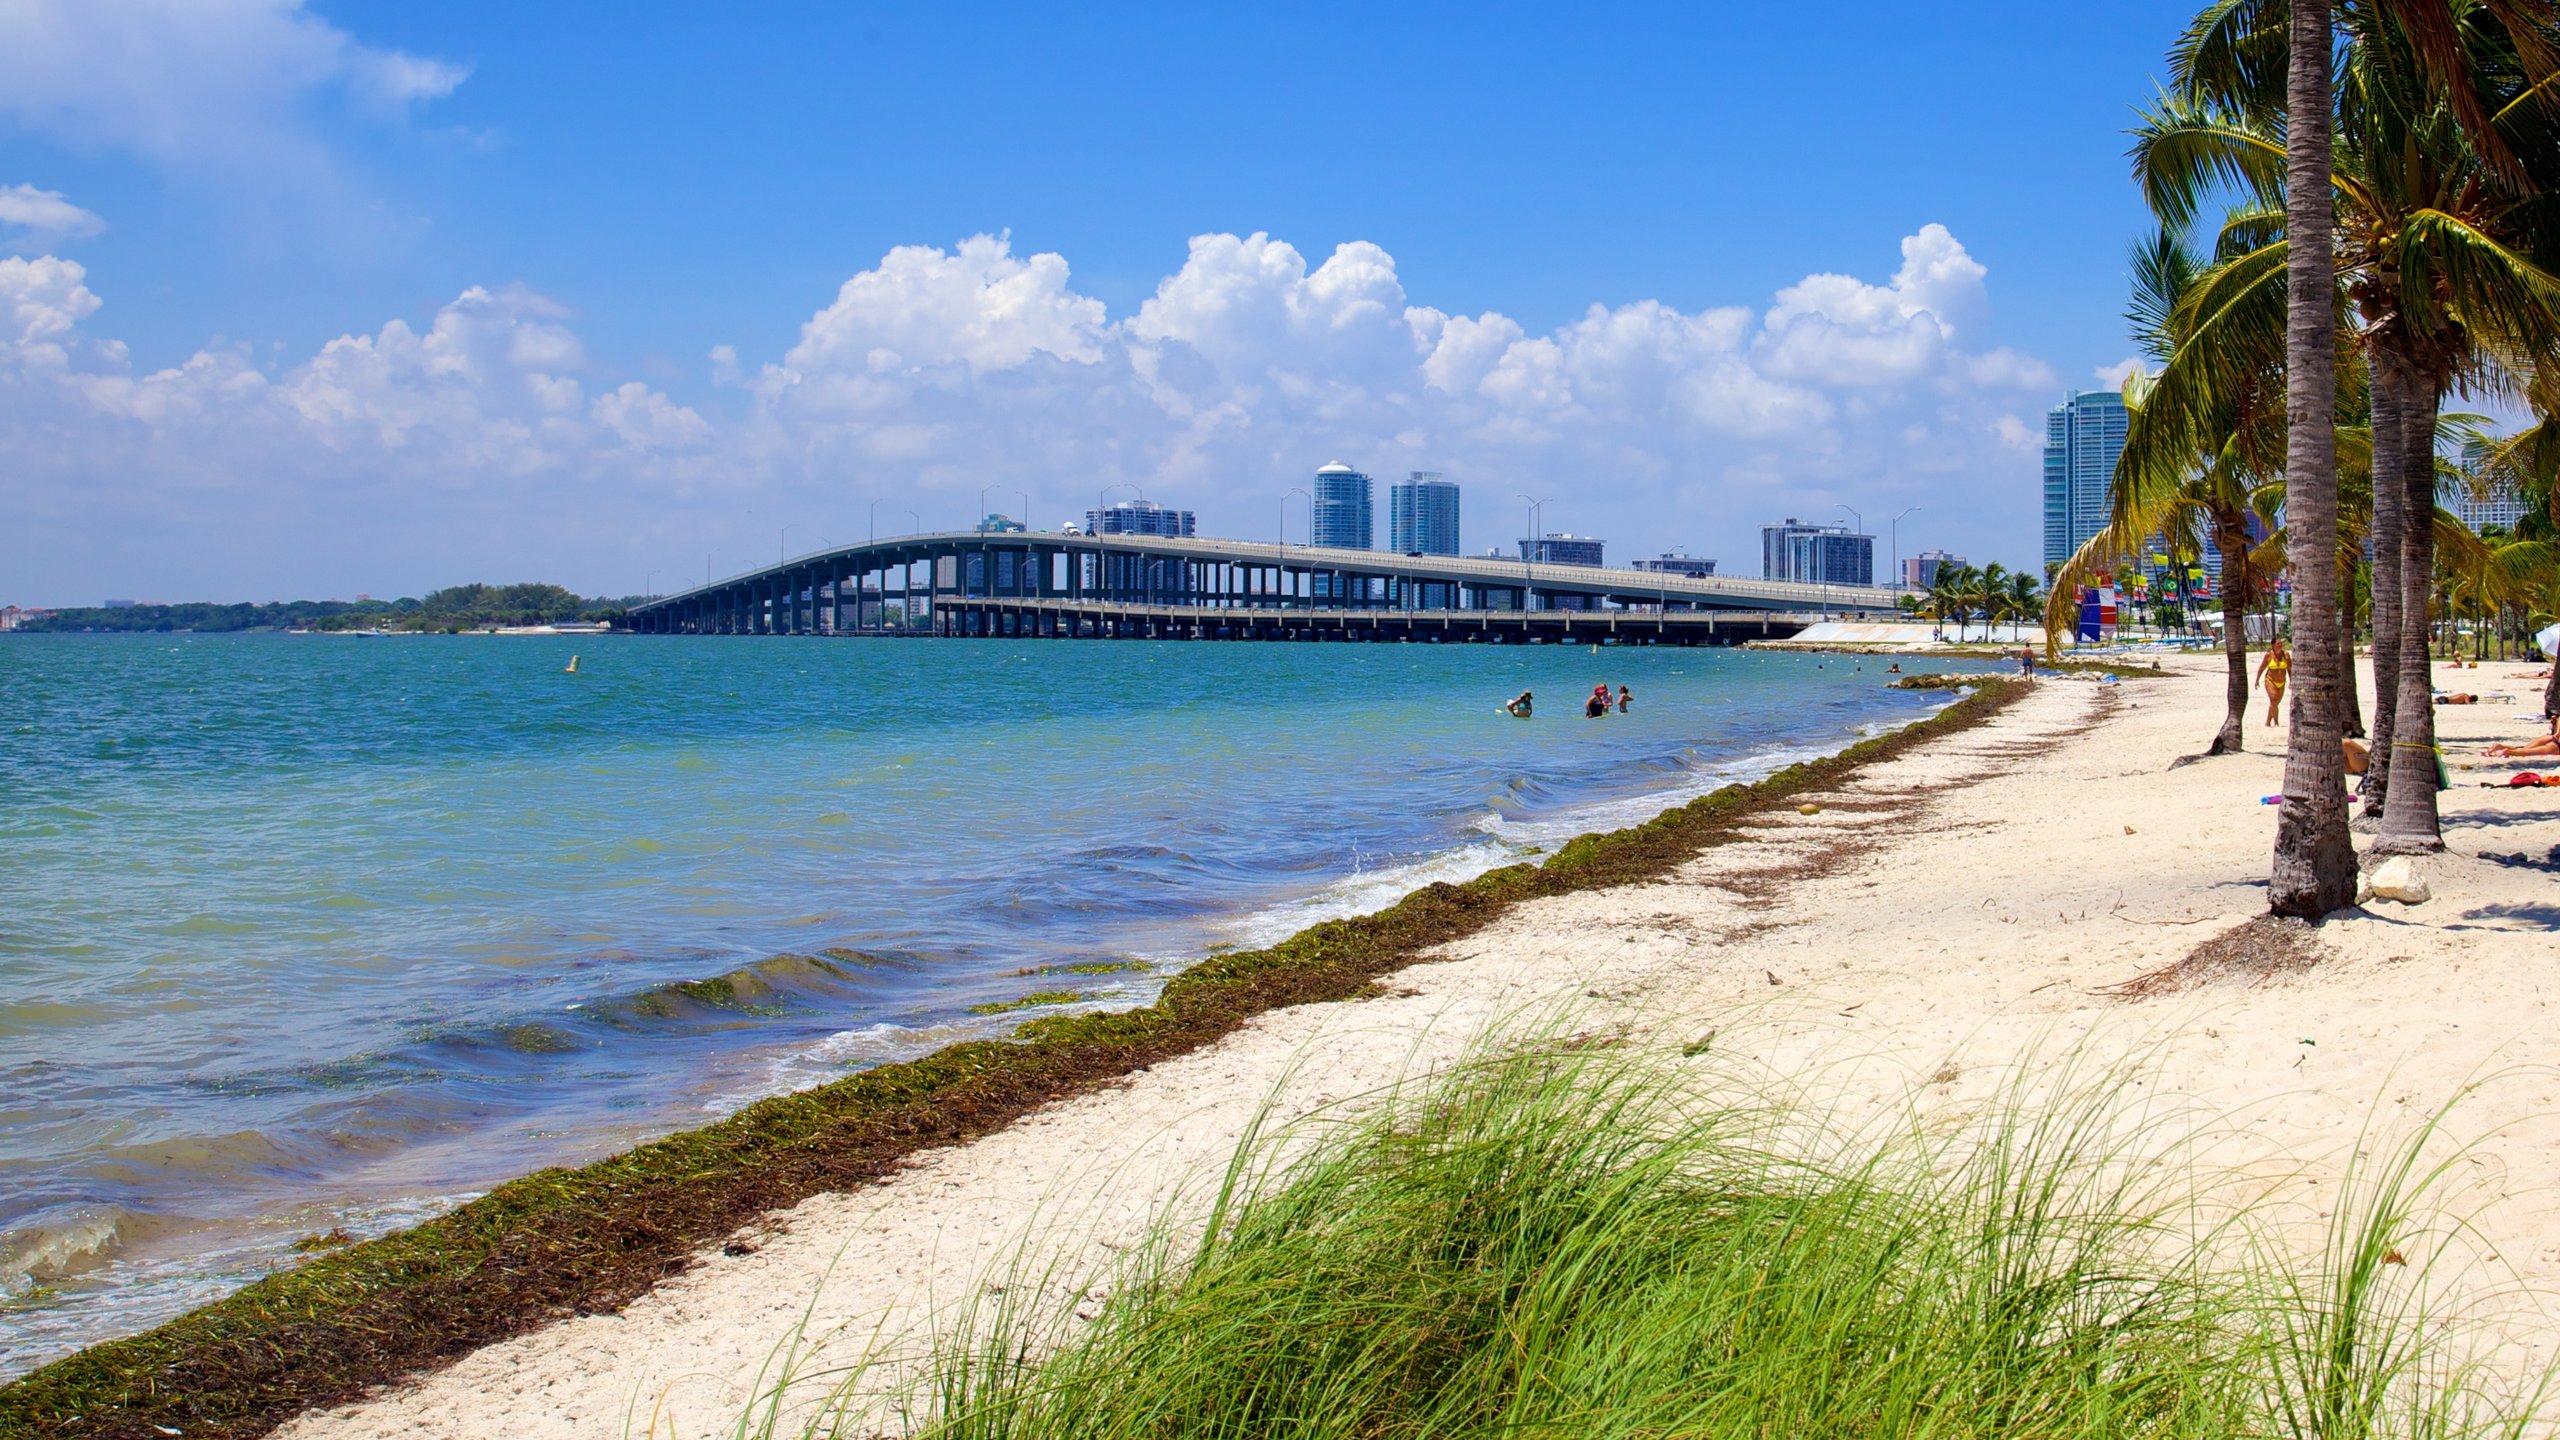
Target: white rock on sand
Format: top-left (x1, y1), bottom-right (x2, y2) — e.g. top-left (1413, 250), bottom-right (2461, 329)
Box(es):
top-left (278, 654), bottom-right (2560, 1440)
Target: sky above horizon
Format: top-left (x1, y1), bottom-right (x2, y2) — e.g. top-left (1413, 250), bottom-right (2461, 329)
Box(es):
top-left (1, 0), bottom-right (2193, 606)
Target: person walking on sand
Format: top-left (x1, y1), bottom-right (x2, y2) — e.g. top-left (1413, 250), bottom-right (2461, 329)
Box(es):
top-left (1616, 684), bottom-right (1632, 714)
top-left (2018, 644), bottom-right (2034, 679)
top-left (2255, 636), bottom-right (2291, 726)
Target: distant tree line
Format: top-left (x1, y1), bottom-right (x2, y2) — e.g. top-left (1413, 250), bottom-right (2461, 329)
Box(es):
top-left (19, 584), bottom-right (646, 633)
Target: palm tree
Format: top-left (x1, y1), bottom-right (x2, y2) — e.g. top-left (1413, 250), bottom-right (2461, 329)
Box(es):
top-left (2156, 0), bottom-right (2560, 884)
top-left (1968, 562), bottom-right (2011, 644)
top-left (2048, 229), bottom-right (2292, 754)
top-left (2473, 399), bottom-right (2560, 716)
top-left (2277, 0), bottom-right (2358, 913)
top-left (2004, 571), bottom-right (2044, 633)
top-left (1929, 565), bottom-right (1975, 641)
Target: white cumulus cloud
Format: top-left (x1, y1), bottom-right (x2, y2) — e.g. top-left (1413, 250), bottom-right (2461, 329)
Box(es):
top-left (0, 225), bottom-right (2061, 600)
top-left (0, 0), bottom-right (467, 171)
top-left (0, 186), bottom-right (107, 250)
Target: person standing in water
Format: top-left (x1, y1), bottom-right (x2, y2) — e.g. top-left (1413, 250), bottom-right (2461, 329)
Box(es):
top-left (2255, 636), bottom-right (2291, 725)
top-left (1616, 684), bottom-right (1632, 713)
top-left (1585, 684), bottom-right (1611, 718)
top-left (1506, 690), bottom-right (1534, 718)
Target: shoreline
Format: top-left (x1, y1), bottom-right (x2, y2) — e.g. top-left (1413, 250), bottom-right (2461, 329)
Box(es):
top-left (0, 681), bottom-right (2029, 1440)
top-left (259, 651), bottom-right (2557, 1440)
top-left (0, 671), bottom-right (1956, 1383)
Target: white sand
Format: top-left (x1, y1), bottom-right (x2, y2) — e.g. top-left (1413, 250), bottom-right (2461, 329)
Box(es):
top-left (280, 655), bottom-right (2560, 1440)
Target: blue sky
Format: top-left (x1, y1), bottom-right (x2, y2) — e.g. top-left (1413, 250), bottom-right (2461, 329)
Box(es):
top-left (2, 1), bottom-right (2191, 604)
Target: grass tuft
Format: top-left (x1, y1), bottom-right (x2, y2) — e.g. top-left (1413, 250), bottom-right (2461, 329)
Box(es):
top-left (821, 1043), bottom-right (2546, 1440)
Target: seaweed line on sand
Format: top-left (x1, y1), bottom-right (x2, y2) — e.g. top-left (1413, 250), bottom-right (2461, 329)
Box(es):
top-left (0, 680), bottom-right (2035, 1440)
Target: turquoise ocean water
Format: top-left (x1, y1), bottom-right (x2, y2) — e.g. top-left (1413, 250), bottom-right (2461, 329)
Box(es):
top-left (0, 633), bottom-right (1958, 1373)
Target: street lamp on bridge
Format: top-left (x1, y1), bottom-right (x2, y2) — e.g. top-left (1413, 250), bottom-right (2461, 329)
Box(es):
top-left (1834, 504), bottom-right (1863, 618)
top-left (1515, 493), bottom-right (1551, 612)
top-left (1889, 506), bottom-right (1921, 594)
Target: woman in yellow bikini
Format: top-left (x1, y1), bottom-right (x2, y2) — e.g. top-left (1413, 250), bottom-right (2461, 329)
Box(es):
top-left (2254, 636), bottom-right (2291, 726)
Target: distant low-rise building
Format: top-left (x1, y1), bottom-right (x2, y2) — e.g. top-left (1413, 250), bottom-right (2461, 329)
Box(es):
top-left (1520, 533), bottom-right (1604, 566)
top-left (1631, 552), bottom-right (1717, 577)
top-left (1903, 549), bottom-right (1963, 590)
top-left (976, 513), bottom-right (1028, 534)
top-left (1085, 500), bottom-right (1196, 537)
top-left (1760, 519), bottom-right (1873, 587)
top-left (0, 606), bottom-right (49, 632)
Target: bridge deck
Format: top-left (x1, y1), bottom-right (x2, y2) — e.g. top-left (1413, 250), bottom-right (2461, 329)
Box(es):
top-left (923, 597), bottom-right (1810, 644)
top-left (625, 530), bottom-right (1898, 635)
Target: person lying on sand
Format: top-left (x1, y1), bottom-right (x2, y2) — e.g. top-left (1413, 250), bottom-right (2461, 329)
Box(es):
top-left (2436, 693), bottom-right (2480, 705)
top-left (2485, 724), bottom-right (2560, 760)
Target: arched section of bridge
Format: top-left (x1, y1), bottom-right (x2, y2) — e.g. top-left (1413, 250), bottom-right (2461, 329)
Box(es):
top-left (622, 533), bottom-right (1897, 639)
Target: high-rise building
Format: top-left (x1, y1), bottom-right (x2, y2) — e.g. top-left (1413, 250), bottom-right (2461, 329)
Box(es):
top-left (1084, 500), bottom-right (1196, 537)
top-left (1389, 472), bottom-right (1461, 555)
top-left (2043, 390), bottom-right (2130, 571)
top-left (1631, 552), bottom-right (1717, 577)
top-left (1760, 518), bottom-right (1873, 586)
top-left (1311, 462), bottom-right (1375, 550)
top-left (1903, 549), bottom-right (1963, 589)
top-left (2446, 438), bottom-right (2532, 533)
top-left (2442, 479), bottom-right (2531, 533)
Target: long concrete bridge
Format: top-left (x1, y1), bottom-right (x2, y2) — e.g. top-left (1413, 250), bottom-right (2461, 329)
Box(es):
top-left (622, 531), bottom-right (1898, 640)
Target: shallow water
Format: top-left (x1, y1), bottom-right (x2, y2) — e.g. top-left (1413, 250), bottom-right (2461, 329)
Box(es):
top-left (0, 632), bottom-right (1957, 1372)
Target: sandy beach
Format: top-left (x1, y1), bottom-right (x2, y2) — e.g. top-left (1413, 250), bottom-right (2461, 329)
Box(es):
top-left (271, 652), bottom-right (2560, 1440)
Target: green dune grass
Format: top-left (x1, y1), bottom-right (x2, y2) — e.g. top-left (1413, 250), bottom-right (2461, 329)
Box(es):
top-left (772, 1043), bottom-right (2546, 1440)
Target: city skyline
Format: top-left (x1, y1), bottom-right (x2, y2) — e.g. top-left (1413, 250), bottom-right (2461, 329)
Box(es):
top-left (0, 3), bottom-right (2191, 605)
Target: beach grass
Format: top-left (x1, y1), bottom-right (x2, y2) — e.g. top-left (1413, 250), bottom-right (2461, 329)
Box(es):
top-left (0, 681), bottom-right (2029, 1440)
top-left (797, 1042), bottom-right (2544, 1440)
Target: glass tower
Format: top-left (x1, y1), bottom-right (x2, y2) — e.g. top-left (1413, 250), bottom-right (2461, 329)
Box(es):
top-left (2042, 390), bottom-right (2129, 572)
top-left (1311, 463), bottom-right (1375, 550)
top-left (1389, 472), bottom-right (1460, 555)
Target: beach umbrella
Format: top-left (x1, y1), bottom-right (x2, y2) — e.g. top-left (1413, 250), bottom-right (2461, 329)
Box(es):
top-left (2538, 621), bottom-right (2559, 658)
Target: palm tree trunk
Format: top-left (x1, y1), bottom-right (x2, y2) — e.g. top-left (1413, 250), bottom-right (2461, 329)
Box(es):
top-left (2363, 356), bottom-right (2407, 818)
top-left (2338, 562), bottom-right (2364, 738)
top-left (2269, 0), bottom-right (2358, 917)
top-left (2378, 361), bottom-right (2444, 852)
top-left (2209, 514), bottom-right (2249, 754)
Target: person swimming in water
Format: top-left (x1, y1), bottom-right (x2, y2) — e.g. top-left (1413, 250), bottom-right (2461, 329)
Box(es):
top-left (1506, 690), bottom-right (1534, 718)
top-left (1586, 684), bottom-right (1611, 718)
top-left (1616, 684), bottom-right (1632, 714)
